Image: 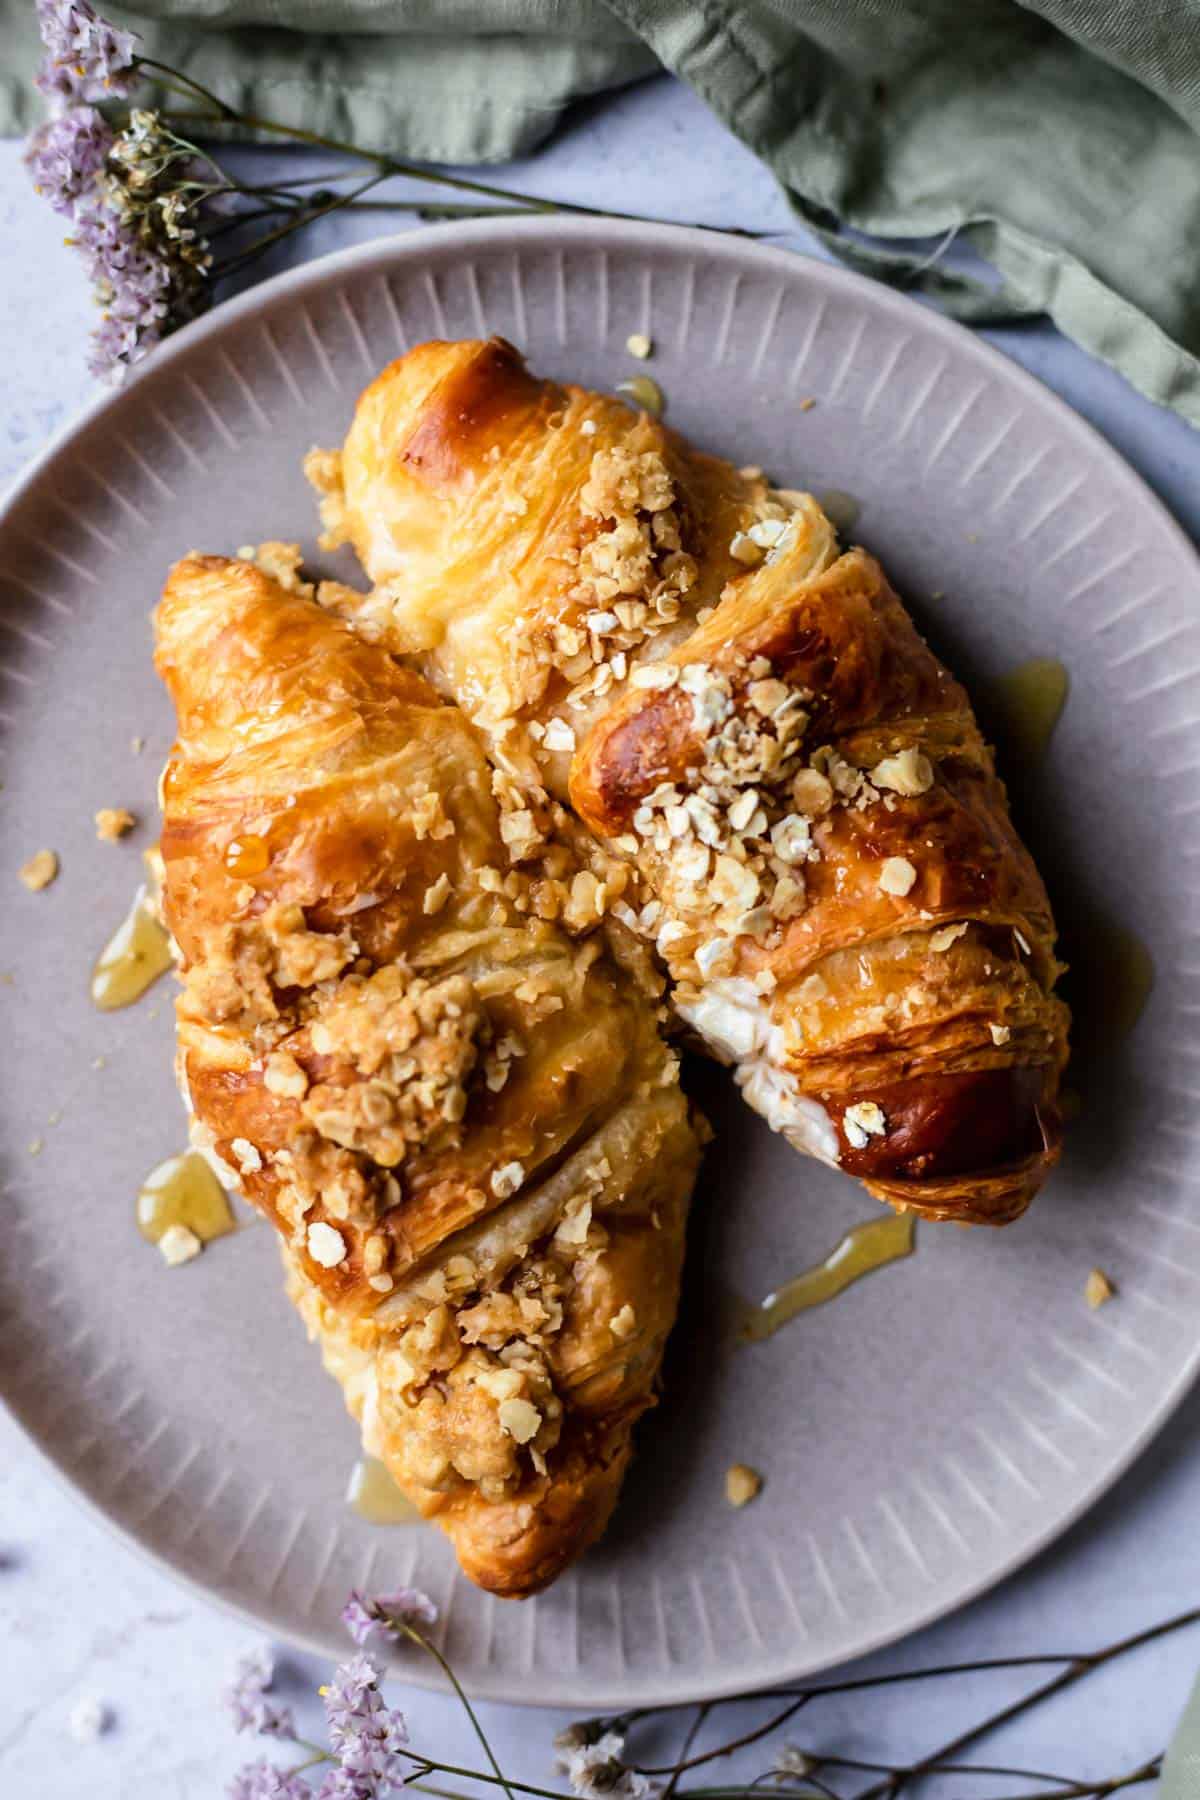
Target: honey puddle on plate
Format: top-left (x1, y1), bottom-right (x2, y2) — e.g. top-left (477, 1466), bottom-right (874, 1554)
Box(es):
top-left (91, 883), bottom-right (172, 1010)
top-left (616, 374), bottom-right (665, 418)
top-left (347, 1455), bottom-right (423, 1525)
top-left (733, 1212), bottom-right (917, 1345)
top-left (137, 1152), bottom-right (236, 1247)
top-left (991, 657), bottom-right (1069, 768)
top-left (1064, 914), bottom-right (1156, 1056)
top-left (985, 657), bottom-right (1155, 1051)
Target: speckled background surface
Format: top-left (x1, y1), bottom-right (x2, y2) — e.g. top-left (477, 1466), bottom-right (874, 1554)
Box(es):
top-left (5, 72), bottom-right (1200, 1798)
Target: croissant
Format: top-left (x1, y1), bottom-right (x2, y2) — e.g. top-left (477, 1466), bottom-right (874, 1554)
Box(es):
top-left (154, 550), bottom-right (702, 1597)
top-left (308, 337), bottom-right (1069, 1226)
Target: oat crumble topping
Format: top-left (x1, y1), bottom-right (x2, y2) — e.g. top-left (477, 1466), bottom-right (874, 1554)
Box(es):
top-left (303, 968), bottom-right (484, 1166)
top-left (878, 856), bottom-right (917, 898)
top-left (843, 1101), bottom-right (887, 1150)
top-left (307, 1220), bottom-right (347, 1267)
top-left (490, 1161), bottom-right (525, 1200)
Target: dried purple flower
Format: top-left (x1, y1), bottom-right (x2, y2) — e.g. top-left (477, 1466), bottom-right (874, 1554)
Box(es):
top-left (24, 105), bottom-right (113, 215)
top-left (72, 199), bottom-right (169, 379)
top-left (557, 1730), bottom-right (661, 1800)
top-left (341, 1587), bottom-right (438, 1649)
top-left (35, 0), bottom-right (139, 104)
top-left (36, 107), bottom-right (215, 381)
top-left (229, 1761), bottom-right (314, 1800)
top-left (314, 1769), bottom-right (383, 1800)
top-left (226, 1646), bottom-right (297, 1742)
top-left (322, 1654), bottom-right (409, 1796)
top-left (375, 1586), bottom-right (438, 1630)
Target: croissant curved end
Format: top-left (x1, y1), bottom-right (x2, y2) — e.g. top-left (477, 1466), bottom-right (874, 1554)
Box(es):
top-left (438, 1422), bottom-right (638, 1598)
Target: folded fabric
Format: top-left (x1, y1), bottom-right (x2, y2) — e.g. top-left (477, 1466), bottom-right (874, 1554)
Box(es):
top-left (9, 0), bottom-right (1200, 424)
top-left (0, 0), bottom-right (657, 162)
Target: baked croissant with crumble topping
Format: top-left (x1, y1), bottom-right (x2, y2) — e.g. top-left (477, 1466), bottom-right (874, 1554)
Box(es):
top-left (154, 550), bottom-right (702, 1596)
top-left (308, 336), bottom-right (1069, 1226)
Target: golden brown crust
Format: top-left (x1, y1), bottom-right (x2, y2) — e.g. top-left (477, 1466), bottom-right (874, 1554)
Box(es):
top-left (155, 553), bottom-right (701, 1595)
top-left (319, 339), bottom-right (1069, 1227)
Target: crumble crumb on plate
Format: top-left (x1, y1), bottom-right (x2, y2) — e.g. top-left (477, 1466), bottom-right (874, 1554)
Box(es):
top-left (726, 1463), bottom-right (763, 1508)
top-left (19, 848), bottom-right (58, 891)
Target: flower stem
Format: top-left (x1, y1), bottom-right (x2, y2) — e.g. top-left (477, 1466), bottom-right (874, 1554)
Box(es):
top-left (136, 57), bottom-right (238, 121)
top-left (637, 1699), bottom-right (812, 1778)
top-left (852, 1609), bottom-right (1200, 1800)
top-left (212, 171), bottom-right (387, 280)
top-left (404, 1624), bottom-right (518, 1800)
top-left (158, 107), bottom-right (657, 223)
top-left (665, 1703), bottom-right (713, 1800)
top-left (980, 1759), bottom-right (1163, 1800)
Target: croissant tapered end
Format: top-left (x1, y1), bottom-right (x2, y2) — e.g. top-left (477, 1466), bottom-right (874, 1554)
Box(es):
top-left (440, 1421), bottom-right (636, 1597)
top-left (157, 551), bottom-right (702, 1595)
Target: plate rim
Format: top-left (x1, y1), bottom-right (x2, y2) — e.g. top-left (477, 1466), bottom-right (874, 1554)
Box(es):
top-left (4, 212), bottom-right (1200, 1707)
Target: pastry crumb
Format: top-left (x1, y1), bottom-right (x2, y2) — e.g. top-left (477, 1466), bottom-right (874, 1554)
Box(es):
top-left (625, 332), bottom-right (653, 359)
top-left (95, 807), bottom-right (136, 842)
top-left (799, 397), bottom-right (817, 412)
top-left (1085, 1267), bottom-right (1115, 1309)
top-left (28, 1137), bottom-right (43, 1157)
top-left (989, 1022), bottom-right (1011, 1045)
top-left (19, 849), bottom-right (58, 891)
top-left (726, 1463), bottom-right (763, 1508)
top-left (130, 735), bottom-right (145, 754)
top-left (158, 1223), bottom-right (202, 1267)
top-left (239, 540), bottom-right (313, 595)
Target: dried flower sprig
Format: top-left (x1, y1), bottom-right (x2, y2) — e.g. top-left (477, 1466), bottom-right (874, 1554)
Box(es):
top-left (25, 0), bottom-right (669, 382)
top-left (225, 1593), bottom-right (1200, 1800)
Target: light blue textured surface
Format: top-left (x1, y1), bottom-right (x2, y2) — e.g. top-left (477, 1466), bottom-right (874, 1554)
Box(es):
top-left (3, 73), bottom-right (1200, 1796)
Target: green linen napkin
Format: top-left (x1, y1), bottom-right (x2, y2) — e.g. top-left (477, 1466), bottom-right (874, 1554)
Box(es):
top-left (10, 0), bottom-right (1200, 425)
top-left (0, 1), bottom-right (658, 161)
top-left (1162, 1663), bottom-right (1200, 1796)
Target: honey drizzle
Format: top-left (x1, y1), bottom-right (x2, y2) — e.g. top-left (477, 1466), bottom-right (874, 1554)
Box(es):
top-left (137, 1151), bottom-right (236, 1245)
top-left (346, 1455), bottom-right (422, 1525)
top-left (616, 375), bottom-right (665, 418)
top-left (990, 658), bottom-right (1069, 769)
top-left (818, 489), bottom-right (861, 535)
top-left (224, 834), bottom-right (270, 878)
top-left (91, 884), bottom-right (173, 1010)
top-left (737, 1212), bottom-right (917, 1344)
